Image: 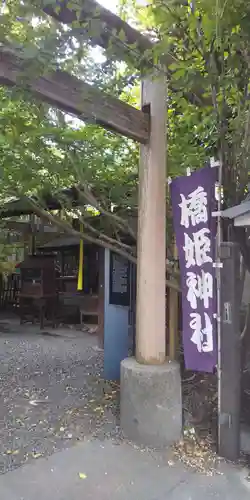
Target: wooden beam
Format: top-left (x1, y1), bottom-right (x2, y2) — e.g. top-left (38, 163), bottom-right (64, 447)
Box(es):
top-left (0, 48), bottom-right (149, 143)
top-left (2, 221), bottom-right (31, 234)
top-left (1, 220), bottom-right (60, 233)
top-left (136, 75), bottom-right (167, 364)
top-left (42, 0), bottom-right (174, 70)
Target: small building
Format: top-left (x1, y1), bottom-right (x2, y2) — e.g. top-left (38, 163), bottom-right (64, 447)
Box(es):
top-left (221, 191), bottom-right (250, 433)
top-left (38, 236), bottom-right (101, 332)
top-left (0, 192), bottom-right (136, 380)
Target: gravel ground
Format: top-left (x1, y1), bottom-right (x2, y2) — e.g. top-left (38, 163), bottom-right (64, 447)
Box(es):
top-left (0, 319), bottom-right (120, 474)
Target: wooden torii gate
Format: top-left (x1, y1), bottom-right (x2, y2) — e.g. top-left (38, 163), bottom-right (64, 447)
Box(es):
top-left (0, 0), bottom-right (182, 447)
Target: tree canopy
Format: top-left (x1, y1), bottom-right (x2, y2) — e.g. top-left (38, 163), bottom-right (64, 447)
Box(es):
top-left (0, 0), bottom-right (250, 282)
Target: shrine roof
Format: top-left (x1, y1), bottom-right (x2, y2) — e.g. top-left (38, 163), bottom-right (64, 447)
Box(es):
top-left (0, 187), bottom-right (84, 218)
top-left (221, 190), bottom-right (250, 219)
top-left (38, 236), bottom-right (81, 249)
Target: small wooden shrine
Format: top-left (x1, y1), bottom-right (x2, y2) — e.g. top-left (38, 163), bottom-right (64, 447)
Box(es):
top-left (38, 236), bottom-right (103, 337)
top-left (0, 193), bottom-right (135, 377)
top-left (19, 254), bottom-right (57, 328)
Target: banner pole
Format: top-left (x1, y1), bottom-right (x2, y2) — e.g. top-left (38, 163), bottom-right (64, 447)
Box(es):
top-left (210, 156), bottom-right (223, 451)
top-left (217, 161), bottom-right (222, 453)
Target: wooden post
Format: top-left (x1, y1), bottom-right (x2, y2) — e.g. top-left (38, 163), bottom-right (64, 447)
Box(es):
top-left (168, 240), bottom-right (179, 361)
top-left (219, 242), bottom-right (241, 460)
top-left (29, 214), bottom-right (36, 255)
top-left (136, 75), bottom-right (167, 364)
top-left (98, 247), bottom-right (105, 349)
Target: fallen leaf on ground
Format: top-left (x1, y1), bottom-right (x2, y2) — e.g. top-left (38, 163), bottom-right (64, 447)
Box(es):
top-left (31, 452), bottom-right (42, 459)
top-left (78, 472), bottom-right (87, 479)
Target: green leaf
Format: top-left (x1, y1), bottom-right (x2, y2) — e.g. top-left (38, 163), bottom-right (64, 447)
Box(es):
top-left (78, 473), bottom-right (87, 479)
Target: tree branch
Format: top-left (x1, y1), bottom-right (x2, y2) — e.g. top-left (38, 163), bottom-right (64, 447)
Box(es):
top-left (75, 185), bottom-right (137, 240)
top-left (78, 212), bottom-right (134, 252)
top-left (24, 196), bottom-right (181, 293)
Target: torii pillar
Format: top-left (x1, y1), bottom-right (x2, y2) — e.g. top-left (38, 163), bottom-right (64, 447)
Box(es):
top-left (120, 75), bottom-right (182, 448)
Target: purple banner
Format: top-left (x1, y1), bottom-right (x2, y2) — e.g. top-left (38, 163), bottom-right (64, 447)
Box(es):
top-left (171, 166), bottom-right (217, 372)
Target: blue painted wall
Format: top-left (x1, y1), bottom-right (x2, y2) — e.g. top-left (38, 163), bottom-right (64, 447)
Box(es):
top-left (104, 249), bottom-right (129, 380)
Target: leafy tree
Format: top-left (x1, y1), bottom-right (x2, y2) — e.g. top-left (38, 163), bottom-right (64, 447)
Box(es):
top-left (145, 0), bottom-right (250, 270)
top-left (0, 1), bottom-right (142, 264)
top-left (2, 0), bottom-right (250, 286)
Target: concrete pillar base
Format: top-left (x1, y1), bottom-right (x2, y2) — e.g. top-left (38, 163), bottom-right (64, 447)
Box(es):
top-left (120, 357), bottom-right (182, 448)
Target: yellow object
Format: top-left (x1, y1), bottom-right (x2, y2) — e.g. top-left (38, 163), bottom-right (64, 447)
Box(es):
top-left (78, 473), bottom-right (87, 480)
top-left (77, 223), bottom-right (84, 291)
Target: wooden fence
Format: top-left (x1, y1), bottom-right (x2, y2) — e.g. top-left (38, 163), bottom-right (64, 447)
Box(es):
top-left (0, 273), bottom-right (20, 310)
